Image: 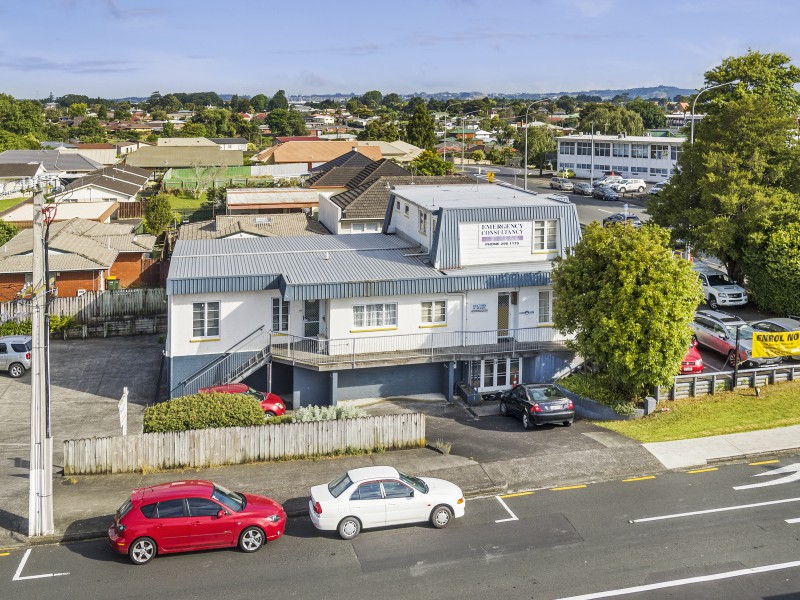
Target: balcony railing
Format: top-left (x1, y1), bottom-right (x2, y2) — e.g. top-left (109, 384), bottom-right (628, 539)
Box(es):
top-left (270, 326), bottom-right (572, 368)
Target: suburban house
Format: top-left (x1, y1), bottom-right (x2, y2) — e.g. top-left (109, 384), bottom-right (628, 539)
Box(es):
top-left (318, 175), bottom-right (472, 234)
top-left (124, 146), bottom-right (244, 170)
top-left (165, 183), bottom-right (580, 405)
top-left (0, 149), bottom-right (103, 184)
top-left (556, 133), bottom-right (686, 182)
top-left (209, 138), bottom-right (249, 152)
top-left (0, 163), bottom-right (47, 197)
top-left (61, 143), bottom-right (118, 165)
top-left (305, 152), bottom-right (409, 194)
top-left (178, 213), bottom-right (328, 240)
top-left (1, 200), bottom-right (120, 228)
top-left (357, 140), bottom-right (423, 163)
top-left (51, 165), bottom-right (153, 203)
top-left (225, 188), bottom-right (321, 214)
top-left (157, 137), bottom-right (217, 147)
top-left (0, 218), bottom-right (156, 301)
top-left (250, 141), bottom-right (382, 168)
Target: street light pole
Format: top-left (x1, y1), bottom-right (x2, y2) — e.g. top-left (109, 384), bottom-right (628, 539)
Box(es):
top-left (690, 80), bottom-right (740, 144)
top-left (460, 109), bottom-right (481, 175)
top-left (523, 98), bottom-right (550, 192)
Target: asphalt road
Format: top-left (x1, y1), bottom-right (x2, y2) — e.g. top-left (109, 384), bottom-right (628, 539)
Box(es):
top-left (2, 457), bottom-right (799, 600)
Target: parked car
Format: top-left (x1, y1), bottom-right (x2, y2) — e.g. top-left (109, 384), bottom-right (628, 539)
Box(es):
top-left (572, 181), bottom-right (594, 196)
top-left (0, 335), bottom-right (32, 378)
top-left (680, 339), bottom-right (704, 374)
top-left (691, 310), bottom-right (783, 368)
top-left (198, 383), bottom-right (286, 416)
top-left (693, 264), bottom-right (748, 309)
top-left (592, 185), bottom-right (620, 201)
top-left (602, 213), bottom-right (642, 228)
top-left (648, 181), bottom-right (668, 196)
top-left (499, 383), bottom-right (575, 429)
top-left (555, 168), bottom-right (576, 178)
top-left (309, 466), bottom-right (465, 540)
top-left (610, 178), bottom-right (646, 193)
top-left (550, 176), bottom-right (574, 191)
top-left (593, 175), bottom-right (623, 188)
top-left (750, 317), bottom-right (800, 361)
top-left (108, 480), bottom-right (286, 565)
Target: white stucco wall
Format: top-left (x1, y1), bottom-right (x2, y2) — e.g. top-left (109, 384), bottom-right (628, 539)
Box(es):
top-left (458, 221), bottom-right (559, 266)
top-left (317, 193), bottom-right (342, 234)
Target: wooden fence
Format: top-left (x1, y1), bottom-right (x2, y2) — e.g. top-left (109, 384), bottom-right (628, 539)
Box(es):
top-left (655, 363), bottom-right (800, 401)
top-left (63, 413), bottom-right (426, 475)
top-left (0, 288), bottom-right (167, 324)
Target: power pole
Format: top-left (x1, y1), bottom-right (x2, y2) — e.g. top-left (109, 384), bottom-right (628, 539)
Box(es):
top-left (29, 192), bottom-right (53, 537)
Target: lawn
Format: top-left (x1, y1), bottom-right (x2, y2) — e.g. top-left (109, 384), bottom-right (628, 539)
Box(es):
top-left (595, 379), bottom-right (800, 443)
top-left (168, 193), bottom-right (207, 210)
top-left (0, 196), bottom-right (27, 213)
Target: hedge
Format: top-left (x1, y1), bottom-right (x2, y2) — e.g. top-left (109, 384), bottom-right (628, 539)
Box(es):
top-left (144, 393), bottom-right (265, 433)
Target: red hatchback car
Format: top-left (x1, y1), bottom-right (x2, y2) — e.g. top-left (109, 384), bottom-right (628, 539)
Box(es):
top-left (198, 383), bottom-right (286, 417)
top-left (680, 340), bottom-right (704, 374)
top-left (108, 480), bottom-right (286, 565)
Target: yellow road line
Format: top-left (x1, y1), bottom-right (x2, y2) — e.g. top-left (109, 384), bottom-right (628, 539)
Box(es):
top-left (749, 459), bottom-right (780, 466)
top-left (687, 467), bottom-right (718, 474)
top-left (550, 484), bottom-right (587, 491)
top-left (500, 491), bottom-right (535, 499)
top-left (0, 552), bottom-right (9, 557)
top-left (622, 475), bottom-right (656, 482)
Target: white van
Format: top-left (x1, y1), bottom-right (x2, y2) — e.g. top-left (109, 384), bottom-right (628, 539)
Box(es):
top-left (693, 264), bottom-right (748, 309)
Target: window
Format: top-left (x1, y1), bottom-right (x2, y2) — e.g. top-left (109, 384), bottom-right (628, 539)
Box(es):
top-left (631, 144), bottom-right (648, 158)
top-left (631, 166), bottom-right (648, 175)
top-left (650, 144), bottom-right (668, 159)
top-left (353, 303), bottom-right (398, 328)
top-left (271, 297), bottom-right (289, 332)
top-left (365, 222), bottom-right (379, 232)
top-left (395, 200), bottom-right (400, 212)
top-left (559, 162), bottom-right (574, 169)
top-left (650, 167), bottom-right (669, 176)
top-left (560, 141), bottom-right (575, 155)
top-left (404, 204), bottom-right (410, 218)
top-left (140, 503), bottom-right (157, 519)
top-left (187, 497), bottom-right (223, 517)
top-left (576, 163), bottom-right (592, 170)
top-left (671, 145), bottom-right (682, 161)
top-left (594, 164), bottom-right (610, 172)
top-left (421, 300), bottom-right (446, 324)
top-left (192, 301), bottom-right (220, 338)
top-left (211, 484), bottom-right (244, 512)
top-left (611, 165), bottom-right (629, 173)
top-left (594, 142), bottom-right (610, 157)
top-left (533, 220), bottom-right (557, 251)
top-left (328, 473), bottom-right (353, 498)
top-left (156, 499), bottom-right (186, 518)
top-left (351, 482), bottom-right (383, 500)
top-left (418, 211), bottom-right (428, 234)
top-left (351, 222), bottom-right (365, 233)
top-left (576, 141), bottom-right (592, 155)
top-left (538, 290), bottom-right (552, 324)
top-left (612, 143), bottom-right (629, 158)
top-left (382, 481), bottom-right (414, 498)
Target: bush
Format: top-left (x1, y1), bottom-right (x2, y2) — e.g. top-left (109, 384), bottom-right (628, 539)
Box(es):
top-left (265, 414), bottom-right (293, 425)
top-left (292, 404), bottom-right (367, 423)
top-left (557, 372), bottom-right (636, 416)
top-left (0, 319), bottom-right (31, 335)
top-left (143, 393), bottom-right (265, 433)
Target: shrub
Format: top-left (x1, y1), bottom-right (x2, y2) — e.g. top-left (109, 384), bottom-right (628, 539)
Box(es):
top-left (292, 404), bottom-right (367, 423)
top-left (143, 392), bottom-right (265, 433)
top-left (557, 372), bottom-right (636, 416)
top-left (265, 414), bottom-right (293, 425)
top-left (0, 319), bottom-right (31, 336)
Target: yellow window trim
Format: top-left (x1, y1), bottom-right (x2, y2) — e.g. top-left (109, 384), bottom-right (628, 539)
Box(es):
top-left (190, 337), bottom-right (221, 343)
top-left (350, 326), bottom-right (398, 333)
top-left (419, 323), bottom-right (447, 329)
top-left (534, 323), bottom-right (553, 328)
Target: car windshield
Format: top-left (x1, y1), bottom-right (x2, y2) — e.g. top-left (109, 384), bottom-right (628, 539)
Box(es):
top-left (116, 498), bottom-right (133, 520)
top-left (706, 273), bottom-right (732, 286)
top-left (212, 483), bottom-right (246, 512)
top-left (526, 385), bottom-right (564, 402)
top-left (723, 324), bottom-right (753, 339)
top-left (398, 471), bottom-right (429, 494)
top-left (328, 472), bottom-right (353, 498)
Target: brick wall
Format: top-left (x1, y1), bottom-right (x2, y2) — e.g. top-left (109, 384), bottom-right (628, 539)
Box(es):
top-left (109, 253), bottom-right (149, 288)
top-left (0, 271), bottom-right (103, 302)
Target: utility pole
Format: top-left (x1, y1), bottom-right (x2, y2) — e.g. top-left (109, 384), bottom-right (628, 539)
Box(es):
top-left (29, 192), bottom-right (53, 537)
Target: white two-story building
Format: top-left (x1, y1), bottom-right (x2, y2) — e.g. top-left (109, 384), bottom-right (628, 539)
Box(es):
top-left (165, 184), bottom-right (582, 405)
top-left (556, 133), bottom-right (686, 182)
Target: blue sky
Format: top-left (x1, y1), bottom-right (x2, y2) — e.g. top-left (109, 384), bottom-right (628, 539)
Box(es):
top-left (4, 0), bottom-right (800, 99)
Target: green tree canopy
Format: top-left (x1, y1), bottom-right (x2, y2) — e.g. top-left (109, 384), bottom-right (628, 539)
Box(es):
top-left (179, 122), bottom-right (208, 137)
top-left (75, 116), bottom-right (107, 142)
top-left (356, 115), bottom-right (399, 142)
top-left (514, 124), bottom-right (556, 174)
top-left (555, 95), bottom-right (576, 113)
top-left (409, 150), bottom-right (453, 175)
top-left (360, 90), bottom-right (383, 108)
top-left (0, 220), bottom-right (18, 246)
top-left (266, 108), bottom-right (307, 136)
top-left (68, 103), bottom-right (88, 118)
top-left (405, 103), bottom-right (436, 150)
top-left (576, 103), bottom-right (644, 135)
top-left (743, 222), bottom-right (800, 316)
top-left (552, 223), bottom-right (703, 402)
top-left (250, 93), bottom-right (270, 112)
top-left (144, 194), bottom-right (175, 236)
top-left (268, 89), bottom-right (289, 111)
top-left (626, 98), bottom-right (667, 129)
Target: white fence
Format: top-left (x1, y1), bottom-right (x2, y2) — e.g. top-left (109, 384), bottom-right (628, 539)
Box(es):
top-left (63, 413), bottom-right (426, 475)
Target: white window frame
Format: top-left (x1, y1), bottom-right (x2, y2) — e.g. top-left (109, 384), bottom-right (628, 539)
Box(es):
top-left (560, 141), bottom-right (575, 155)
top-left (650, 144), bottom-right (668, 160)
top-left (421, 300), bottom-right (447, 325)
top-left (631, 144), bottom-right (648, 159)
top-left (532, 220), bottom-right (558, 252)
top-left (271, 297), bottom-right (289, 333)
top-left (612, 143), bottom-right (629, 158)
top-left (353, 303), bottom-right (398, 329)
top-left (351, 222), bottom-right (365, 233)
top-left (576, 141), bottom-right (592, 155)
top-left (538, 290), bottom-right (552, 324)
top-left (192, 301), bottom-right (220, 338)
top-left (594, 142), bottom-right (610, 157)
top-left (418, 211), bottom-right (428, 235)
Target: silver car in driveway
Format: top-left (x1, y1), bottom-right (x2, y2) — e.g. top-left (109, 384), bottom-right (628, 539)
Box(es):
top-left (691, 311), bottom-right (782, 368)
top-left (0, 335), bottom-right (32, 378)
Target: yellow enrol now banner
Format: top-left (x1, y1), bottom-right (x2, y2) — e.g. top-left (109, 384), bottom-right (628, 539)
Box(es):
top-left (751, 330), bottom-right (800, 358)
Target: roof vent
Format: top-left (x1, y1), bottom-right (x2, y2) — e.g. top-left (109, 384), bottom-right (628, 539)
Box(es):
top-left (324, 251), bottom-right (330, 260)
top-left (254, 217), bottom-right (272, 225)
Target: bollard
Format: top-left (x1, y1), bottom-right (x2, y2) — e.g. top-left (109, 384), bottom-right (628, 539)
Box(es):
top-left (643, 396), bottom-right (657, 415)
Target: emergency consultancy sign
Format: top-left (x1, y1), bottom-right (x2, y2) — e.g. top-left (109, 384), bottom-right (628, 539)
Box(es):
top-left (478, 222), bottom-right (527, 248)
top-left (751, 330), bottom-right (800, 358)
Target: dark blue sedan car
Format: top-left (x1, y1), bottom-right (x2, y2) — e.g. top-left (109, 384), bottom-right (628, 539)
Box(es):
top-left (592, 184), bottom-right (619, 201)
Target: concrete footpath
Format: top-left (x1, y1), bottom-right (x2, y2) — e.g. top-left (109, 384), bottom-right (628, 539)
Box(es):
top-left (2, 421), bottom-right (800, 550)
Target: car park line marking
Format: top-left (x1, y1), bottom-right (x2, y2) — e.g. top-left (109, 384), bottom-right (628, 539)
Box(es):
top-left (12, 549), bottom-right (69, 581)
top-left (629, 496), bottom-right (800, 524)
top-left (494, 495), bottom-right (519, 523)
top-left (622, 476), bottom-right (655, 482)
top-left (550, 484), bottom-right (587, 491)
top-left (687, 467), bottom-right (718, 474)
top-left (552, 559), bottom-right (800, 600)
top-left (786, 517), bottom-right (800, 524)
top-left (499, 491), bottom-right (534, 499)
top-left (750, 459), bottom-right (780, 466)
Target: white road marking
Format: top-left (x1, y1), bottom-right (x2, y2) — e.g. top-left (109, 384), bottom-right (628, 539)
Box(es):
top-left (553, 559), bottom-right (800, 600)
top-left (494, 495), bottom-right (519, 523)
top-left (12, 549), bottom-right (69, 581)
top-left (734, 463), bottom-right (800, 490)
top-left (629, 496), bottom-right (800, 523)
top-left (786, 517), bottom-right (800, 524)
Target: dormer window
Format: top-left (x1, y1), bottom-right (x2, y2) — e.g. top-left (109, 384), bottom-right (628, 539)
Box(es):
top-left (533, 220), bottom-right (558, 251)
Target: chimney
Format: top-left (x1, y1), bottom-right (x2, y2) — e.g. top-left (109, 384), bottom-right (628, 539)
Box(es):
top-left (352, 146), bottom-right (358, 153)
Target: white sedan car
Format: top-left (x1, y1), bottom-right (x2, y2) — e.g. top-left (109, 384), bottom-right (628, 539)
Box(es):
top-left (309, 466), bottom-right (465, 540)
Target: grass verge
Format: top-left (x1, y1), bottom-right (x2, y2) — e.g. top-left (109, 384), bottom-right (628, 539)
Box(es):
top-left (595, 379), bottom-right (800, 443)
top-left (0, 196), bottom-right (27, 213)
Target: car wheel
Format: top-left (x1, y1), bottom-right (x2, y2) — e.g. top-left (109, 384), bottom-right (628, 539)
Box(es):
top-left (8, 363), bottom-right (24, 378)
top-left (727, 350), bottom-right (738, 368)
top-left (499, 401), bottom-right (508, 416)
top-left (522, 412), bottom-right (533, 430)
top-left (128, 537), bottom-right (156, 565)
top-left (264, 411), bottom-right (276, 418)
top-left (563, 420), bottom-right (573, 427)
top-left (238, 526), bottom-right (265, 553)
top-left (708, 295), bottom-right (719, 310)
top-left (338, 516), bottom-right (361, 540)
top-left (430, 505), bottom-right (454, 529)
top-left (637, 186), bottom-right (644, 192)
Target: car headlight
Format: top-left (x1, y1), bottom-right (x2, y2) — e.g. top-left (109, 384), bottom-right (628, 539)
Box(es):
top-left (266, 514), bottom-right (281, 522)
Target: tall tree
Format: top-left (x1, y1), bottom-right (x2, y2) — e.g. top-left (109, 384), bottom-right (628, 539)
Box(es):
top-left (409, 150), bottom-right (453, 175)
top-left (555, 95), bottom-right (576, 113)
top-left (75, 116), bottom-right (107, 142)
top-left (576, 103), bottom-right (644, 135)
top-left (266, 108), bottom-right (307, 136)
top-left (405, 103), bottom-right (436, 150)
top-left (626, 98), bottom-right (667, 129)
top-left (144, 194), bottom-right (175, 236)
top-left (514, 124), bottom-right (556, 175)
top-left (356, 115), bottom-right (399, 142)
top-left (250, 94), bottom-right (270, 112)
top-left (68, 103), bottom-right (88, 118)
top-left (552, 223), bottom-right (703, 403)
top-left (360, 90), bottom-right (382, 109)
top-left (268, 89), bottom-right (289, 111)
